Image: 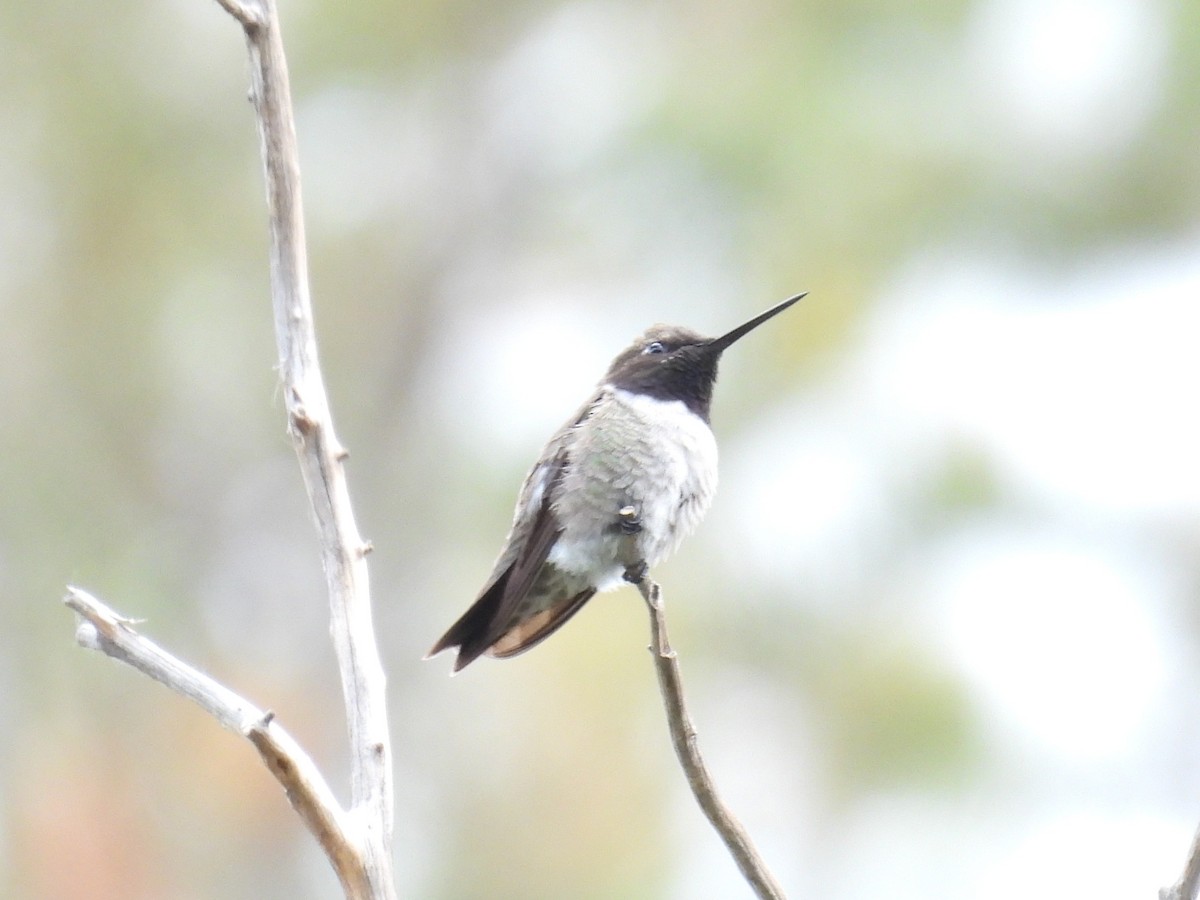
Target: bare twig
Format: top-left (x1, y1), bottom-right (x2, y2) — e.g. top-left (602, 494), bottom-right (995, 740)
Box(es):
top-left (211, 0), bottom-right (262, 30)
top-left (621, 564), bottom-right (786, 900)
top-left (227, 0), bottom-right (395, 892)
top-left (64, 1), bottom-right (395, 897)
top-left (64, 586), bottom-right (371, 898)
top-left (1162, 822), bottom-right (1200, 900)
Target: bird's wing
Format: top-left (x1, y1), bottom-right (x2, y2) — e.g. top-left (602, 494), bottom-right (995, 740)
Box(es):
top-left (427, 390), bottom-right (603, 670)
top-left (485, 586), bottom-right (596, 659)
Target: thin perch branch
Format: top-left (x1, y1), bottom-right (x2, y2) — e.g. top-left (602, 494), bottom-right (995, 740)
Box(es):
top-left (1162, 822), bottom-right (1200, 900)
top-left (621, 563), bottom-right (786, 900)
top-left (64, 586), bottom-right (371, 899)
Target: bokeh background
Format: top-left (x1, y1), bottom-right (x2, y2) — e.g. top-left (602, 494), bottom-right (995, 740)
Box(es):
top-left (3, 0), bottom-right (1199, 897)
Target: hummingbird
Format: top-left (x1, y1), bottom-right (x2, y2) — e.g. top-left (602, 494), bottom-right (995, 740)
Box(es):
top-left (427, 293), bottom-right (805, 672)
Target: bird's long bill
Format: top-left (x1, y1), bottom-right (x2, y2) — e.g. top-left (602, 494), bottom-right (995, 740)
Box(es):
top-left (707, 292), bottom-right (807, 353)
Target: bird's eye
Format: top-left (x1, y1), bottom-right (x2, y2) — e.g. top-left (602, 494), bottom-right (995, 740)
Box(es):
top-left (644, 341), bottom-right (666, 355)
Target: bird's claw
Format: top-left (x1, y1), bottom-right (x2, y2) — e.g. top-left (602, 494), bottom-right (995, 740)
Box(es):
top-left (617, 505), bottom-right (642, 535)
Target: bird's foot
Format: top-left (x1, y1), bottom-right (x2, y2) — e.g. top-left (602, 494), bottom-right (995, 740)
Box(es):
top-left (617, 505), bottom-right (642, 535)
top-left (623, 559), bottom-right (648, 585)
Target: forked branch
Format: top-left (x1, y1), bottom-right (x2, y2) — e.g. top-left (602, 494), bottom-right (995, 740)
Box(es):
top-left (64, 0), bottom-right (395, 896)
top-left (233, 0), bottom-right (394, 866)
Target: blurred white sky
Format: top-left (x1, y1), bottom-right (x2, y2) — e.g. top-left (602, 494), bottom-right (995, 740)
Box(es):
top-left (969, 0), bottom-right (1167, 159)
top-left (729, 240), bottom-right (1200, 900)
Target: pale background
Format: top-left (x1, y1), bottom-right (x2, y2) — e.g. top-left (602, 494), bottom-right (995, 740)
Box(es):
top-left (2, 0), bottom-right (1199, 898)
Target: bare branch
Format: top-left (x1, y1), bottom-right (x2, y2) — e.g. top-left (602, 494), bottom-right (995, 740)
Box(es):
top-left (64, 587), bottom-right (372, 898)
top-left (620, 564), bottom-right (787, 900)
top-left (64, 0), bottom-right (396, 895)
top-left (211, 0), bottom-right (263, 30)
top-left (228, 0), bottom-right (396, 891)
top-left (1162, 822), bottom-right (1200, 900)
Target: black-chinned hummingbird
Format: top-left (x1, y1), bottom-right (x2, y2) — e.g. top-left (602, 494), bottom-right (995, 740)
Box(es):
top-left (427, 293), bottom-right (806, 672)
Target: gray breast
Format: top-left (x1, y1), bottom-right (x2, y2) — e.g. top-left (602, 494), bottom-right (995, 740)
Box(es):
top-left (550, 386), bottom-right (718, 581)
